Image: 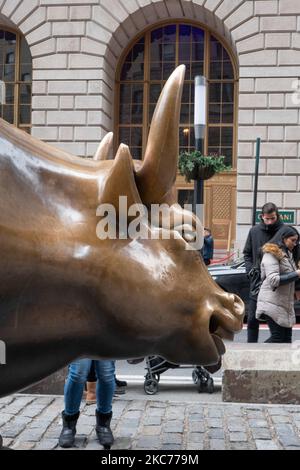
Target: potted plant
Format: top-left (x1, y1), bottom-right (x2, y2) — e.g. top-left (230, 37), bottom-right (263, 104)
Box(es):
top-left (178, 150), bottom-right (231, 182)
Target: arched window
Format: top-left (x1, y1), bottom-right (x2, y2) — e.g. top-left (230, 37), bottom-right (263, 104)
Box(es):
top-left (116, 22), bottom-right (237, 167)
top-left (0, 28), bottom-right (32, 133)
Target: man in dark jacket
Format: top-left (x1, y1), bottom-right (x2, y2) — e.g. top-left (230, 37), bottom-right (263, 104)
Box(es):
top-left (243, 202), bottom-right (287, 342)
top-left (201, 228), bottom-right (214, 266)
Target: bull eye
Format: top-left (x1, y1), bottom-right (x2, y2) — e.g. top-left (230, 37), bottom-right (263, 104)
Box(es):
top-left (209, 315), bottom-right (219, 334)
top-left (174, 224), bottom-right (196, 243)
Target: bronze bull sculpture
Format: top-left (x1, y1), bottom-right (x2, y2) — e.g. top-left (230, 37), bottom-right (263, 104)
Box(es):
top-left (0, 66), bottom-right (244, 403)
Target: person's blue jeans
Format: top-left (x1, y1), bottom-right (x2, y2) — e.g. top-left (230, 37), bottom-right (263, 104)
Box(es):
top-left (64, 359), bottom-right (115, 416)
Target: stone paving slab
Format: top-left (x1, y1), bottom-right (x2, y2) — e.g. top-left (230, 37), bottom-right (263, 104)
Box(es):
top-left (1, 394), bottom-right (300, 450)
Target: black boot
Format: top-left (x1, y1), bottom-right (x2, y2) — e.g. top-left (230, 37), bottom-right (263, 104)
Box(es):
top-left (114, 376), bottom-right (127, 396)
top-left (115, 376), bottom-right (127, 388)
top-left (58, 411), bottom-right (80, 448)
top-left (95, 410), bottom-right (114, 449)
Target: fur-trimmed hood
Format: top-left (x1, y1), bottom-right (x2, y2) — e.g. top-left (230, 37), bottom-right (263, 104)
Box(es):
top-left (262, 242), bottom-right (300, 268)
top-left (262, 243), bottom-right (286, 260)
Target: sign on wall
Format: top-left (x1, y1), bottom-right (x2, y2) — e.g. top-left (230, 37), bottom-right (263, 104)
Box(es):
top-left (255, 210), bottom-right (296, 225)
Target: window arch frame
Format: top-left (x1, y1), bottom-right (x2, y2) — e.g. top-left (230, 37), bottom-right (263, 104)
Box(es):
top-left (0, 25), bottom-right (32, 132)
top-left (115, 19), bottom-right (239, 170)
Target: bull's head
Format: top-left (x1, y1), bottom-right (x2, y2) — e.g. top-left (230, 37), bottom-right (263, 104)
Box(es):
top-left (93, 65), bottom-right (244, 365)
top-left (0, 65), bottom-right (244, 397)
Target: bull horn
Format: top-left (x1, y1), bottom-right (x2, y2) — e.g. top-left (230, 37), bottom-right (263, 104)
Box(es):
top-left (135, 65), bottom-right (185, 205)
top-left (99, 144), bottom-right (142, 212)
top-left (93, 132), bottom-right (113, 161)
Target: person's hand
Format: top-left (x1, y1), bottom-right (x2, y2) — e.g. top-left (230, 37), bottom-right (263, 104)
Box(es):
top-left (296, 270), bottom-right (300, 278)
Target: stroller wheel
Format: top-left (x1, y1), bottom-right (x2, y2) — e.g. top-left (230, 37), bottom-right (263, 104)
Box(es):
top-left (198, 376), bottom-right (214, 394)
top-left (144, 379), bottom-right (159, 395)
top-left (206, 377), bottom-right (214, 394)
top-left (145, 373), bottom-right (160, 383)
top-left (192, 369), bottom-right (199, 385)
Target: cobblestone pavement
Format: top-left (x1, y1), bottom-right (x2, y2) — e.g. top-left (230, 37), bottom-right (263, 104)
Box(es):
top-left (1, 394), bottom-right (300, 450)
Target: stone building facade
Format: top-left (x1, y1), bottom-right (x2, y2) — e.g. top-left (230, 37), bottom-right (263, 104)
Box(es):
top-left (0, 0), bottom-right (300, 251)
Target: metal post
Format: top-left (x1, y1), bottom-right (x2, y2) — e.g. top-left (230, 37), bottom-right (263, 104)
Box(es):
top-left (193, 138), bottom-right (204, 213)
top-left (252, 137), bottom-right (261, 226)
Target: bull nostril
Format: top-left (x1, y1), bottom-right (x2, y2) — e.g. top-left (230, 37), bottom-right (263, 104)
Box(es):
top-left (216, 291), bottom-right (234, 309)
top-left (217, 292), bottom-right (244, 319)
top-left (228, 293), bottom-right (236, 306)
top-left (212, 292), bottom-right (245, 334)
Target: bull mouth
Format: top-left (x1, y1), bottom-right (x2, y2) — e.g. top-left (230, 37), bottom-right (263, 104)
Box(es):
top-left (211, 333), bottom-right (226, 356)
top-left (209, 316), bottom-right (226, 356)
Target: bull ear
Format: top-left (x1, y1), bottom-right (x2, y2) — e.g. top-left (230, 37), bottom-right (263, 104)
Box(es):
top-left (99, 144), bottom-right (142, 212)
top-left (93, 132), bottom-right (113, 161)
top-left (135, 65), bottom-right (185, 205)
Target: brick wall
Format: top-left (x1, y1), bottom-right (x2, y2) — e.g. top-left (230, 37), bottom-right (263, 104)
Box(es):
top-left (235, 0), bottom-right (300, 249)
top-left (0, 0), bottom-right (299, 248)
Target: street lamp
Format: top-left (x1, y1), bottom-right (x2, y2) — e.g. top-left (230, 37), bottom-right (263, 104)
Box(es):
top-left (193, 75), bottom-right (207, 214)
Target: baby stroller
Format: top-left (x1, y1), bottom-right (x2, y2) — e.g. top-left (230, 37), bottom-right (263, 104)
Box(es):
top-left (144, 355), bottom-right (214, 395)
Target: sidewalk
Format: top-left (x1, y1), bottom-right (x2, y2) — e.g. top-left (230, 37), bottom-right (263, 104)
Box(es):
top-left (1, 388), bottom-right (300, 450)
